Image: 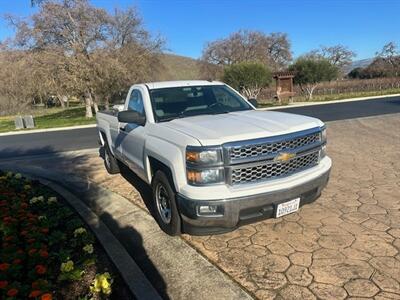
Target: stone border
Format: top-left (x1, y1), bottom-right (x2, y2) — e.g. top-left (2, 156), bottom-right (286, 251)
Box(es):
top-left (3, 169), bottom-right (162, 300)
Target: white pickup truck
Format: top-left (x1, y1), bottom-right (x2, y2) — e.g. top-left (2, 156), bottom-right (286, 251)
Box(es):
top-left (96, 80), bottom-right (331, 235)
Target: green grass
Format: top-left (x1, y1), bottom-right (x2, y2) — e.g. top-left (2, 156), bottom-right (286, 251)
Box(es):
top-left (0, 107), bottom-right (95, 133)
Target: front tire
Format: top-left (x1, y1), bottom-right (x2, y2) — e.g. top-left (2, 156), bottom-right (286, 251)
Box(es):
top-left (151, 171), bottom-right (181, 236)
top-left (103, 142), bottom-right (120, 174)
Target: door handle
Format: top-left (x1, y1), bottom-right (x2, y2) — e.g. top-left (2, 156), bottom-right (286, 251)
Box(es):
top-left (119, 126), bottom-right (126, 132)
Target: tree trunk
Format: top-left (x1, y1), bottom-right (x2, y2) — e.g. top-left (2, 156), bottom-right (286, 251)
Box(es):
top-left (105, 96), bottom-right (110, 110)
top-left (93, 101), bottom-right (99, 113)
top-left (84, 92), bottom-right (93, 118)
top-left (305, 84), bottom-right (317, 101)
top-left (93, 94), bottom-right (100, 113)
top-left (57, 94), bottom-right (65, 108)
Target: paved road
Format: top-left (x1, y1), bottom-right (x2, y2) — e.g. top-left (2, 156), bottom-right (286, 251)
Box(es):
top-left (1, 96), bottom-right (399, 159)
top-left (275, 95), bottom-right (400, 122)
top-left (0, 127), bottom-right (98, 159)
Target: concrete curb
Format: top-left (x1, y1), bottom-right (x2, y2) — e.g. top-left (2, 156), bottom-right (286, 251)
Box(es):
top-left (0, 164), bottom-right (253, 300)
top-left (2, 167), bottom-right (161, 300)
top-left (0, 123), bottom-right (96, 137)
top-left (261, 93), bottom-right (400, 110)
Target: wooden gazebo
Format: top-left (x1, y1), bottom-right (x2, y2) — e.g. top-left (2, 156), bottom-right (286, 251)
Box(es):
top-left (273, 71), bottom-right (295, 103)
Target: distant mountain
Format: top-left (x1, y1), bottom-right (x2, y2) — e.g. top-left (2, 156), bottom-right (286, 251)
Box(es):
top-left (343, 58), bottom-right (374, 74)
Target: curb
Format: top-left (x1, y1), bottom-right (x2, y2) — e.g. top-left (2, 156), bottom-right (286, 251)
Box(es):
top-left (1, 166), bottom-right (161, 300)
top-left (260, 93), bottom-right (400, 110)
top-left (0, 124), bottom-right (96, 137)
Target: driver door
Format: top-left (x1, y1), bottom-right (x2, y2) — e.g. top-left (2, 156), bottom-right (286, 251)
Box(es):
top-left (119, 89), bottom-right (147, 178)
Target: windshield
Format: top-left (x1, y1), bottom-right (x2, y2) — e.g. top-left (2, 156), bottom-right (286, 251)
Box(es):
top-left (149, 85), bottom-right (253, 122)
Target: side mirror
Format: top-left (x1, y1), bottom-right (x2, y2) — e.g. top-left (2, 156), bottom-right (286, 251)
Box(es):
top-left (248, 98), bottom-right (258, 108)
top-left (117, 110), bottom-right (146, 126)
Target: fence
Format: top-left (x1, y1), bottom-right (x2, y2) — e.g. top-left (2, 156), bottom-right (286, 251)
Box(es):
top-left (260, 77), bottom-right (400, 102)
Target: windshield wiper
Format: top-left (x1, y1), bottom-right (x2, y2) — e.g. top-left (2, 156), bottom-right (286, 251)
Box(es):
top-left (158, 110), bottom-right (230, 123)
top-left (158, 115), bottom-right (184, 122)
top-left (211, 110), bottom-right (230, 115)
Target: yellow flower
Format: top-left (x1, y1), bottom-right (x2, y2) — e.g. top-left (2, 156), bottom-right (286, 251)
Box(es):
top-left (30, 197), bottom-right (38, 204)
top-left (38, 215), bottom-right (47, 221)
top-left (60, 260), bottom-right (74, 273)
top-left (83, 244), bottom-right (94, 254)
top-left (14, 173), bottom-right (22, 179)
top-left (6, 172), bottom-right (13, 178)
top-left (73, 227), bottom-right (87, 237)
top-left (90, 273), bottom-right (112, 295)
top-left (0, 176), bottom-right (6, 181)
top-left (24, 185), bottom-right (31, 190)
top-left (37, 196), bottom-right (45, 202)
top-left (47, 197), bottom-right (58, 204)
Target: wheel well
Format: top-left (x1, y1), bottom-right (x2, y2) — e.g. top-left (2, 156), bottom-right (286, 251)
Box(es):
top-left (148, 157), bottom-right (176, 190)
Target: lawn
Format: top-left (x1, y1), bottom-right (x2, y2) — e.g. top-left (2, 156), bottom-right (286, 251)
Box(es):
top-left (0, 107), bottom-right (96, 133)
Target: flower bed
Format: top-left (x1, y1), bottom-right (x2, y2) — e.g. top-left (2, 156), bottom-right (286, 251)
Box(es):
top-left (0, 171), bottom-right (132, 299)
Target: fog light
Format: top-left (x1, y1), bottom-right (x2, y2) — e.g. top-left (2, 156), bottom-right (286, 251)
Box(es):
top-left (197, 205), bottom-right (219, 216)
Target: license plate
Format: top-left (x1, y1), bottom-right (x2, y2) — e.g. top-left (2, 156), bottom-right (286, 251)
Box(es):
top-left (276, 198), bottom-right (300, 218)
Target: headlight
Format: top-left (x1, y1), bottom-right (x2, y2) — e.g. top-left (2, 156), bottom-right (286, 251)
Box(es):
top-left (187, 168), bottom-right (224, 185)
top-left (320, 127), bottom-right (327, 144)
top-left (186, 146), bottom-right (224, 185)
top-left (186, 146), bottom-right (222, 165)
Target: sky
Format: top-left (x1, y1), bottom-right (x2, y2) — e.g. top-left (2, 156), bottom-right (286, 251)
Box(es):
top-left (0, 0), bottom-right (399, 61)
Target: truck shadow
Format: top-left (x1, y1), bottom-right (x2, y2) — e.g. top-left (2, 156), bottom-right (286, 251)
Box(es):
top-left (99, 147), bottom-right (158, 220)
top-left (118, 162), bottom-right (157, 217)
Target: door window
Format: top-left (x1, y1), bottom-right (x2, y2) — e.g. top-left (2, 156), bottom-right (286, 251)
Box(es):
top-left (127, 90), bottom-right (145, 116)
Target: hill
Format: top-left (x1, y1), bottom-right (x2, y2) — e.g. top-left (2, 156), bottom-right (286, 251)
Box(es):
top-left (157, 53), bottom-right (202, 81)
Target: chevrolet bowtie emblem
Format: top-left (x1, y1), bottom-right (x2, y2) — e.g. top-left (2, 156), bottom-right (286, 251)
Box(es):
top-left (274, 152), bottom-right (296, 162)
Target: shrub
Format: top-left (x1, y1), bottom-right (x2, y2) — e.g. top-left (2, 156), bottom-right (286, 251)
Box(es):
top-left (289, 57), bottom-right (338, 100)
top-left (223, 62), bottom-right (272, 99)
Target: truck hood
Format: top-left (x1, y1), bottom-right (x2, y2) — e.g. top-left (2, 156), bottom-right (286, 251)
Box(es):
top-left (162, 110), bottom-right (324, 145)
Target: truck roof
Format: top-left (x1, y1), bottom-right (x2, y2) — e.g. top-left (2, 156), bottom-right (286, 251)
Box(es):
top-left (144, 80), bottom-right (224, 90)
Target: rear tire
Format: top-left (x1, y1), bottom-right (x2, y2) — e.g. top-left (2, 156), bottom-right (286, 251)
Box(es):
top-left (151, 171), bottom-right (181, 236)
top-left (103, 142), bottom-right (120, 174)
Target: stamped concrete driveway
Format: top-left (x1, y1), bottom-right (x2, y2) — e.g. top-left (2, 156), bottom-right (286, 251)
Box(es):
top-left (4, 113), bottom-right (400, 299)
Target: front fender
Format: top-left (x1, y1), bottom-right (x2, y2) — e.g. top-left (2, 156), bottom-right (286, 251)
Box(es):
top-left (144, 136), bottom-right (188, 192)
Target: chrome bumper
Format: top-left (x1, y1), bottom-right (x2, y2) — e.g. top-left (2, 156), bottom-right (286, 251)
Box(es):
top-left (177, 168), bottom-right (330, 235)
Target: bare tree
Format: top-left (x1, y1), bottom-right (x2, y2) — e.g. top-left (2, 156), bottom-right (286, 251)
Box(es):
top-left (376, 42), bottom-right (400, 76)
top-left (306, 44), bottom-right (356, 68)
top-left (4, 0), bottom-right (163, 117)
top-left (201, 30), bottom-right (292, 77)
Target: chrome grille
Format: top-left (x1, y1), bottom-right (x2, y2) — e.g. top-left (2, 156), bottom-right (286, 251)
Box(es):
top-left (229, 132), bottom-right (320, 162)
top-left (230, 150), bottom-right (319, 185)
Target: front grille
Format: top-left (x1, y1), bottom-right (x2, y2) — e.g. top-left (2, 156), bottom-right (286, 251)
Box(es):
top-left (230, 150), bottom-right (319, 185)
top-left (229, 132), bottom-right (320, 162)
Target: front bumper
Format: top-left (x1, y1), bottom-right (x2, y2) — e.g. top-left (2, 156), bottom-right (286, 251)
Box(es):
top-left (177, 168), bottom-right (330, 235)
